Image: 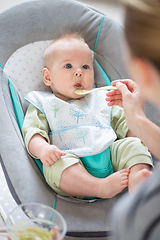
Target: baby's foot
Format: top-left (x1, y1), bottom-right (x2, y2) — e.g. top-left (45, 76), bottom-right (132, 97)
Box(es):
top-left (129, 168), bottom-right (152, 192)
top-left (98, 168), bottom-right (130, 199)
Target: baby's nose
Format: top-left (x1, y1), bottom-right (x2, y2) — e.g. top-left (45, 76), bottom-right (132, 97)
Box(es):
top-left (74, 69), bottom-right (83, 77)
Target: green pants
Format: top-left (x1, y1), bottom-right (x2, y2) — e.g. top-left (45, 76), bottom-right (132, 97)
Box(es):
top-left (43, 137), bottom-right (153, 198)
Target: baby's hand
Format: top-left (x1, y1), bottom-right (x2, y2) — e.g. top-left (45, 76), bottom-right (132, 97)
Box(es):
top-left (39, 144), bottom-right (66, 167)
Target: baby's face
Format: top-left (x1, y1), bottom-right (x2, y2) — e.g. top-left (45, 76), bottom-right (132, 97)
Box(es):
top-left (46, 38), bottom-right (94, 101)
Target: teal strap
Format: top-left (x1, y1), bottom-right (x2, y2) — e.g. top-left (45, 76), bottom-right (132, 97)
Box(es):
top-left (81, 148), bottom-right (113, 179)
top-left (53, 195), bottom-right (57, 209)
top-left (93, 16), bottom-right (112, 86)
top-left (94, 16), bottom-right (104, 52)
top-left (49, 196), bottom-right (57, 221)
top-left (7, 78), bottom-right (57, 208)
top-left (2, 67), bottom-right (45, 175)
top-left (8, 79), bottom-right (24, 135)
top-left (96, 60), bottom-right (111, 86)
top-left (8, 79), bottom-right (44, 175)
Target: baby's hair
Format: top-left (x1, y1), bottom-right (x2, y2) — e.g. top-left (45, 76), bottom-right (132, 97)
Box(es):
top-left (122, 0), bottom-right (160, 71)
top-left (53, 31), bottom-right (85, 44)
top-left (44, 32), bottom-right (94, 68)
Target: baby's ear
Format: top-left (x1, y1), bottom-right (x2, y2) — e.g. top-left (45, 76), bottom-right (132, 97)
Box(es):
top-left (42, 68), bottom-right (52, 86)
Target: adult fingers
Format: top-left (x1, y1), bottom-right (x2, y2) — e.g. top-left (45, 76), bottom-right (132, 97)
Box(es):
top-left (115, 82), bottom-right (131, 97)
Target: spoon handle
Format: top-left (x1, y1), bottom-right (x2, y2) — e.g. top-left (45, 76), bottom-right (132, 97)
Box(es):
top-left (90, 86), bottom-right (117, 92)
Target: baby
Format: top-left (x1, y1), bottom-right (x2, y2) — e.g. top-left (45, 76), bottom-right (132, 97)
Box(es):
top-left (22, 32), bottom-right (153, 199)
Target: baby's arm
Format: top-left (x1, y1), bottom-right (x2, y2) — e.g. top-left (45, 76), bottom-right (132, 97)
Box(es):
top-left (22, 104), bottom-right (66, 167)
top-left (110, 105), bottom-right (136, 139)
top-left (110, 105), bottom-right (128, 139)
top-left (28, 134), bottom-right (66, 167)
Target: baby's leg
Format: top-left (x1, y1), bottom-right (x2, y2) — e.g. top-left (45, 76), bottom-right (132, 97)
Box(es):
top-left (60, 163), bottom-right (130, 199)
top-left (111, 137), bottom-right (153, 192)
top-left (128, 163), bottom-right (152, 192)
top-left (43, 152), bottom-right (129, 199)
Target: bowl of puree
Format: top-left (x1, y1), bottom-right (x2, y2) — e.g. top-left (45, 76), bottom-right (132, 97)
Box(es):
top-left (6, 203), bottom-right (67, 240)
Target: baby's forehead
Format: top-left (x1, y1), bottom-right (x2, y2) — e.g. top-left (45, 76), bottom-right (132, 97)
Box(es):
top-left (45, 37), bottom-right (93, 65)
top-left (48, 38), bottom-right (92, 61)
top-left (52, 37), bottom-right (87, 49)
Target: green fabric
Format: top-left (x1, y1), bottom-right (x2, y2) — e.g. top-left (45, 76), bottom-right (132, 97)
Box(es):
top-left (110, 105), bottom-right (128, 139)
top-left (81, 147), bottom-right (113, 178)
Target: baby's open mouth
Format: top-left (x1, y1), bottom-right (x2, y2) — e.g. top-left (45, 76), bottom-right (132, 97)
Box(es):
top-left (74, 82), bottom-right (82, 89)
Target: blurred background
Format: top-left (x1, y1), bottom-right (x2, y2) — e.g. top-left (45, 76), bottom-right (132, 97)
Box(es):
top-left (0, 0), bottom-right (124, 26)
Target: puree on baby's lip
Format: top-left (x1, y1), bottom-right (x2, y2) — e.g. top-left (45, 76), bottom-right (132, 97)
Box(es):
top-left (19, 227), bottom-right (54, 240)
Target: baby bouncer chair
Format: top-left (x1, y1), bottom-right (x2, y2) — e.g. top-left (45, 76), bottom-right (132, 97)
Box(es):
top-left (0, 0), bottom-right (159, 239)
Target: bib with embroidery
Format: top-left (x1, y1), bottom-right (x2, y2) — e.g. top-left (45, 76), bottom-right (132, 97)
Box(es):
top-left (25, 90), bottom-right (117, 157)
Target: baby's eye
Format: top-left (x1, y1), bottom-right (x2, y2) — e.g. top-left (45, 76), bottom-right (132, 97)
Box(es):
top-left (82, 65), bottom-right (89, 69)
top-left (65, 64), bottom-right (72, 69)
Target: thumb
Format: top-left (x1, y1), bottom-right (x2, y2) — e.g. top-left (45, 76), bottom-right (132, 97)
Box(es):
top-left (116, 82), bottom-right (129, 95)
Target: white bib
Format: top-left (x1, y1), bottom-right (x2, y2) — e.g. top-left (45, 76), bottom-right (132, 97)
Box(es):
top-left (25, 90), bottom-right (117, 157)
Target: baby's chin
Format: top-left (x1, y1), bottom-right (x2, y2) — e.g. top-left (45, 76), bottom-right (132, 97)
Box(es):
top-left (59, 91), bottom-right (85, 101)
top-left (73, 93), bottom-right (85, 100)
top-left (59, 94), bottom-right (83, 101)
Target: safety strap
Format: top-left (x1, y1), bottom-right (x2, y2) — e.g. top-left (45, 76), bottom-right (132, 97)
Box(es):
top-left (6, 76), bottom-right (57, 208)
top-left (8, 79), bottom-right (24, 135)
top-left (95, 60), bottom-right (111, 86)
top-left (8, 79), bottom-right (44, 173)
top-left (94, 16), bottom-right (104, 52)
top-left (94, 16), bottom-right (112, 86)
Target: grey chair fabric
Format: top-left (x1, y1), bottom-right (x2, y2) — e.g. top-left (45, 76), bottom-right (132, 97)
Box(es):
top-left (0, 0), bottom-right (159, 238)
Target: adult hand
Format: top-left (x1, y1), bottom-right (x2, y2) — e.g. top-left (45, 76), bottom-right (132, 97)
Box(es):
top-left (106, 79), bottom-right (145, 133)
top-left (106, 79), bottom-right (142, 106)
